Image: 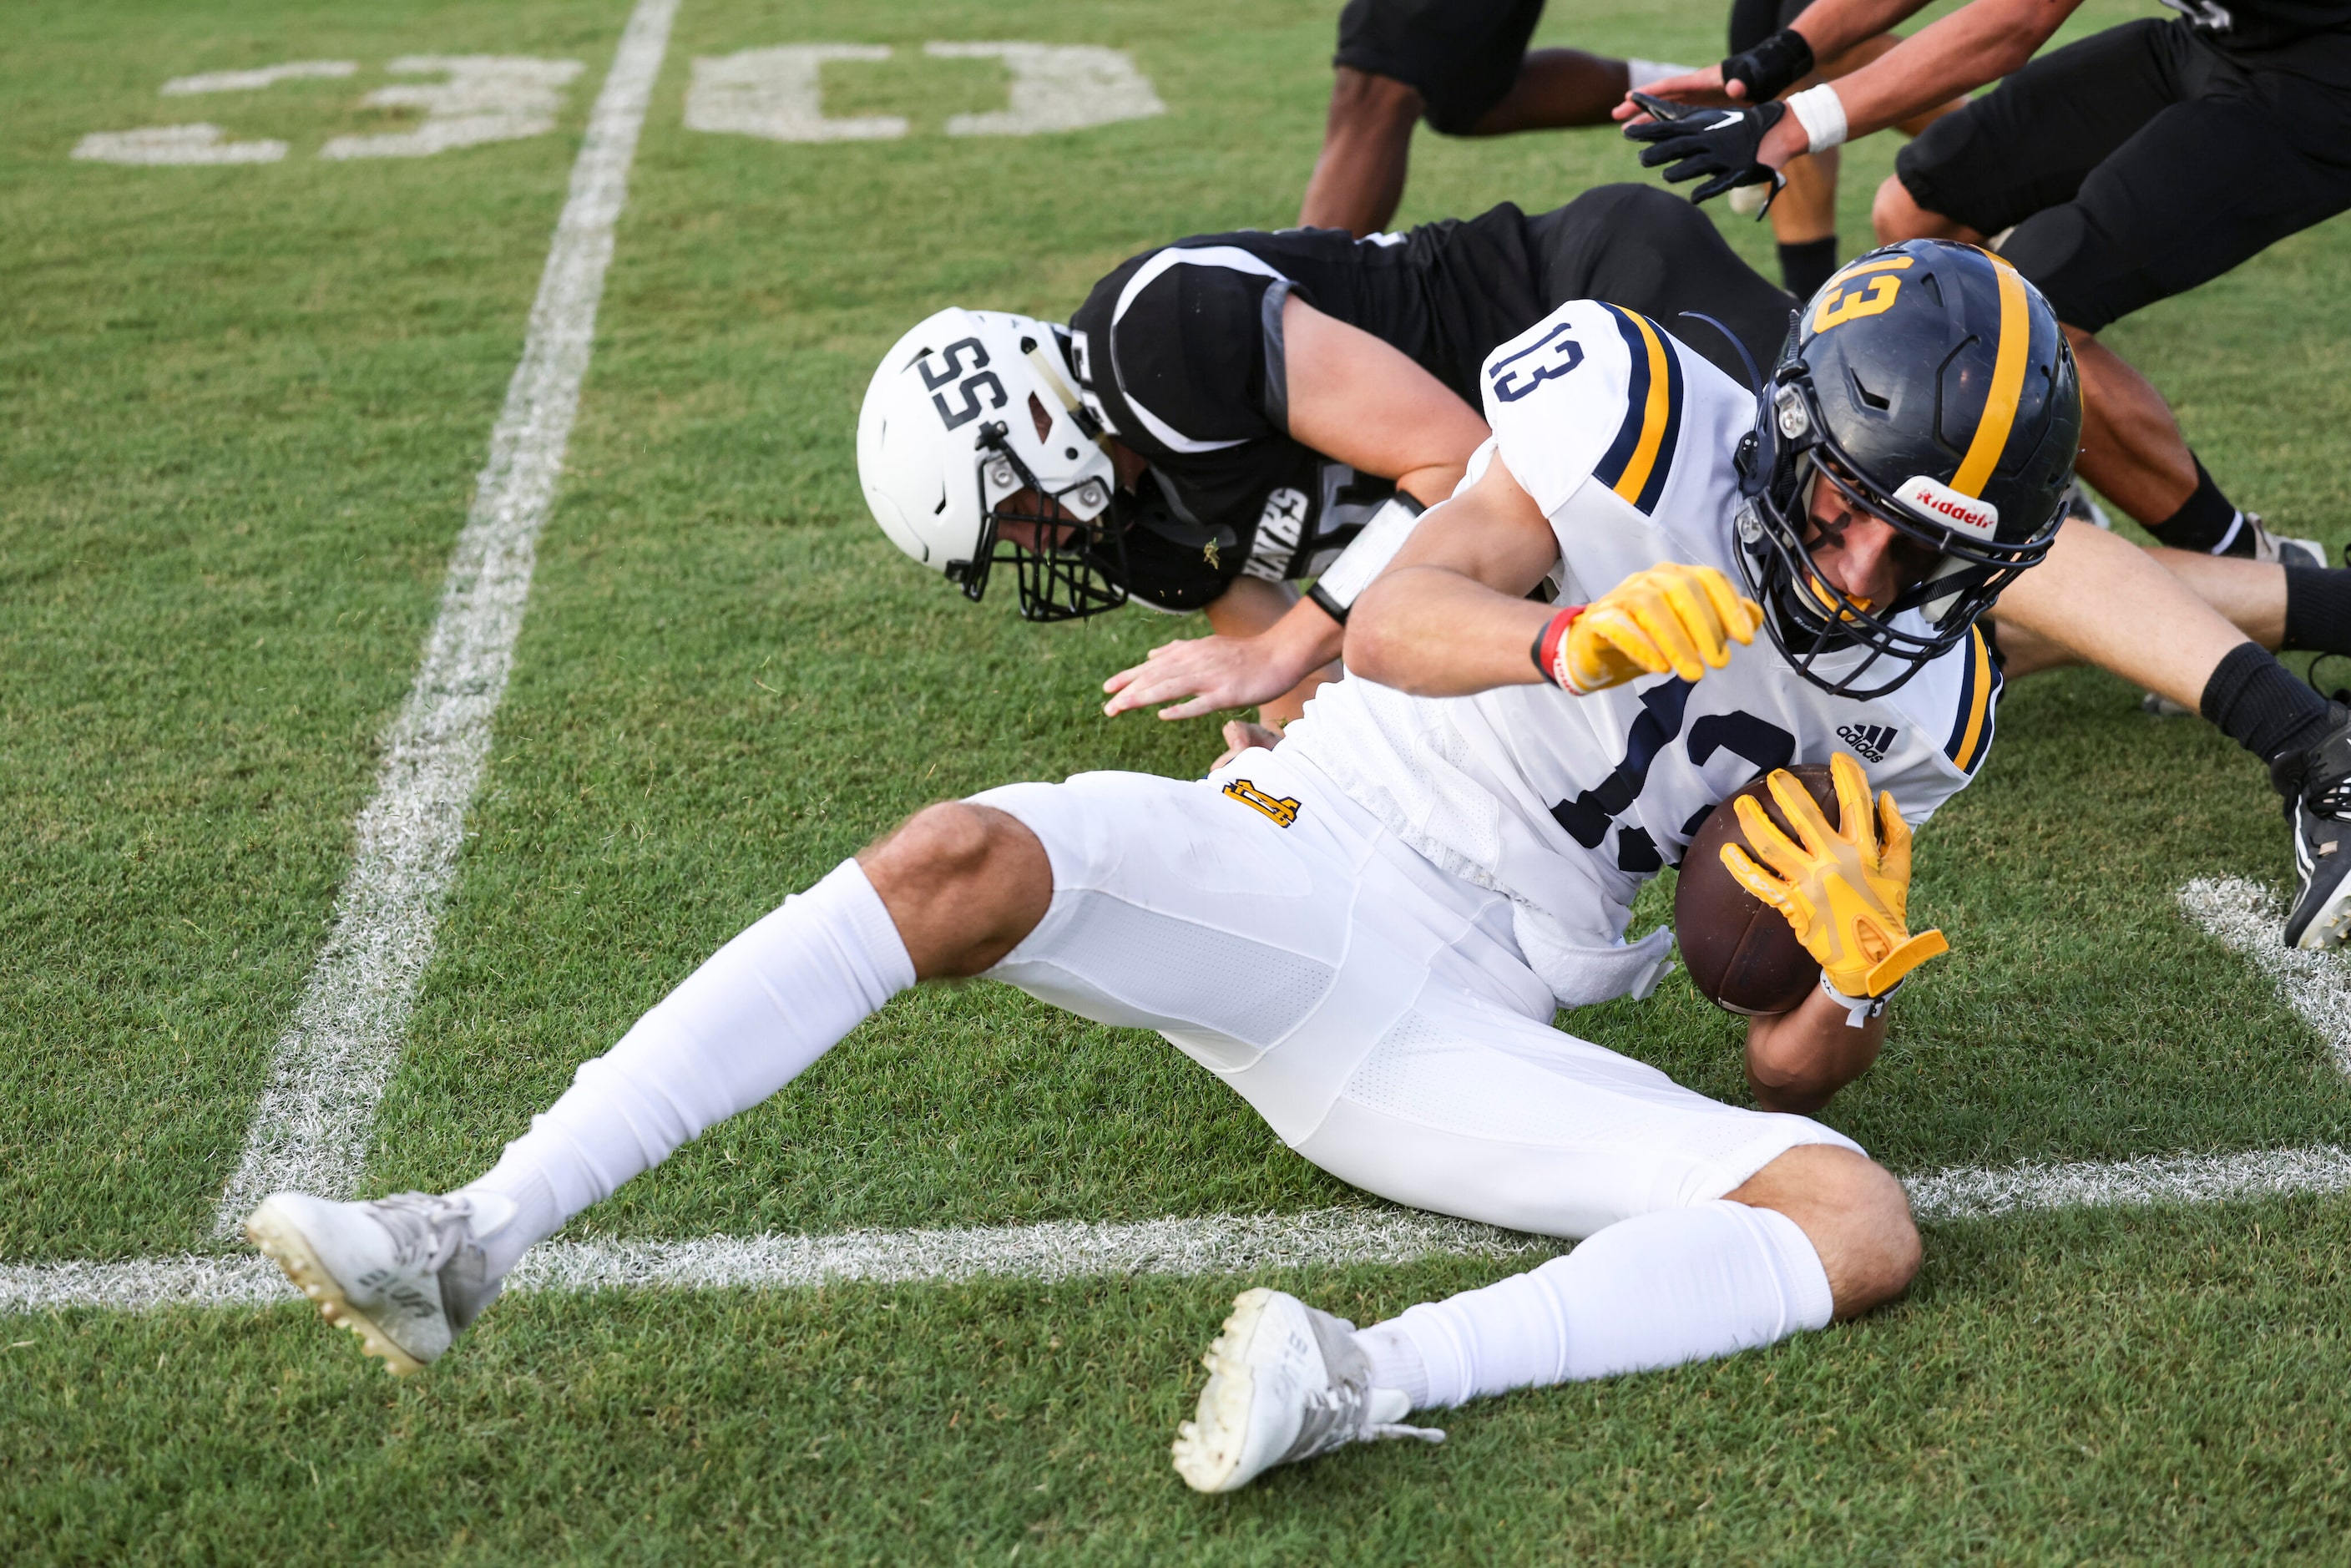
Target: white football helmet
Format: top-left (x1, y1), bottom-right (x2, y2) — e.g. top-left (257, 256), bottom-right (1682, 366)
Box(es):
top-left (857, 308), bottom-right (1126, 620)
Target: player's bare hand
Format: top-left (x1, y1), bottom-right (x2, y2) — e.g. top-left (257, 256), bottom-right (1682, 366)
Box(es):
top-left (1104, 632), bottom-right (1302, 721)
top-left (1537, 563), bottom-right (1760, 693)
top-left (1719, 751), bottom-right (1949, 999)
top-left (1211, 719), bottom-right (1285, 771)
top-left (1612, 63), bottom-right (1734, 123)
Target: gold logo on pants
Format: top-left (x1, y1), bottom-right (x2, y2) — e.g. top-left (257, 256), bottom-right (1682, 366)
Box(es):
top-left (1221, 778), bottom-right (1300, 828)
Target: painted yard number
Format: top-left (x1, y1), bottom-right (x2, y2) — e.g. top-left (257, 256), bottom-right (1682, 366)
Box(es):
top-left (75, 43), bottom-right (1162, 165)
top-left (77, 58), bottom-right (584, 164)
top-left (685, 43), bottom-right (1165, 141)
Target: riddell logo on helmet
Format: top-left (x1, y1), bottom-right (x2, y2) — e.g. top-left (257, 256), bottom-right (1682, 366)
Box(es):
top-left (1897, 475), bottom-right (1999, 539)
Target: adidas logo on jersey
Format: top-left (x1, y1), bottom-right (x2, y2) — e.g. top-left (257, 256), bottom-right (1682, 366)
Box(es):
top-left (1837, 724), bottom-right (1898, 764)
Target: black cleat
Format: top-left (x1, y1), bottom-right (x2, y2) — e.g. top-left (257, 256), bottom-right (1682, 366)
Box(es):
top-left (2273, 704), bottom-right (2351, 950)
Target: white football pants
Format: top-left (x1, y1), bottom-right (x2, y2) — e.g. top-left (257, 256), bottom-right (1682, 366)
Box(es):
top-left (463, 746), bottom-right (1857, 1399)
top-left (972, 746), bottom-right (1857, 1237)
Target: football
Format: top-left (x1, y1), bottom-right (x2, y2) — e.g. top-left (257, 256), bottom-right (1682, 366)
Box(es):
top-left (1674, 763), bottom-right (1838, 1014)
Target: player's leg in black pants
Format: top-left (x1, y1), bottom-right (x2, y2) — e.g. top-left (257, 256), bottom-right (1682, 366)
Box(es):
top-left (1304, 0), bottom-right (1626, 236)
top-left (1884, 18), bottom-right (2351, 556)
top-left (1525, 184), bottom-right (1797, 387)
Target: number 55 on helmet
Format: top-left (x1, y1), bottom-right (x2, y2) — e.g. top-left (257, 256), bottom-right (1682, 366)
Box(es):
top-left (857, 307), bottom-right (1128, 622)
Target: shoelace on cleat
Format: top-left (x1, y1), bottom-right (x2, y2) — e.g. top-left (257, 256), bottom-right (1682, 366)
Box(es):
top-left (1277, 1365), bottom-right (1445, 1461)
top-left (367, 1192), bottom-right (474, 1275)
top-left (2310, 778), bottom-right (2351, 821)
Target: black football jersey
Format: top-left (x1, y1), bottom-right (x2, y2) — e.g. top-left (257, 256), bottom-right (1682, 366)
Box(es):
top-left (1066, 205), bottom-right (1563, 611)
top-left (2161, 0), bottom-right (2351, 58)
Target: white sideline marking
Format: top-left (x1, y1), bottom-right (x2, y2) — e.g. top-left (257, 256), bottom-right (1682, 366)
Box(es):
top-left (14, 1146), bottom-right (2351, 1315)
top-left (2178, 877), bottom-right (2351, 1075)
top-left (4, 1209), bottom-right (1538, 1313)
top-left (1904, 1144), bottom-right (2351, 1222)
top-left (208, 0), bottom-right (679, 1238)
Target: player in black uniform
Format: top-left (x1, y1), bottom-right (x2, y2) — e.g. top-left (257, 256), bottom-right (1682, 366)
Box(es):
top-left (1720, 0), bottom-right (1965, 299)
top-left (858, 184), bottom-right (1792, 737)
top-left (1301, 0), bottom-right (1690, 235)
top-left (1615, 0), bottom-right (2351, 946)
top-left (1622, 0), bottom-right (2343, 567)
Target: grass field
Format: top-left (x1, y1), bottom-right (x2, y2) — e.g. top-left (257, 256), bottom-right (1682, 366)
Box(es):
top-left (7, 0), bottom-right (2351, 1559)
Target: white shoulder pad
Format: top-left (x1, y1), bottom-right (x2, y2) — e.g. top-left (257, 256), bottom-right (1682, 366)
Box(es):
top-left (1479, 299), bottom-right (1695, 519)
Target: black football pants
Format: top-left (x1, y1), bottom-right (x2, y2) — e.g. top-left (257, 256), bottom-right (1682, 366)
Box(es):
top-left (1894, 17), bottom-right (2351, 332)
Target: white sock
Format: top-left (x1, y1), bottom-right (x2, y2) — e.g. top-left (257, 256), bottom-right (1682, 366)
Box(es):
top-left (1375, 1201), bottom-right (1834, 1409)
top-left (458, 859), bottom-right (914, 1278)
top-left (1353, 1321), bottom-right (1432, 1408)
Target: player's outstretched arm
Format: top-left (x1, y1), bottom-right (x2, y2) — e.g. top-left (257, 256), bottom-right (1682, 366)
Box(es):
top-left (1102, 579), bottom-right (1342, 722)
top-left (1802, 0), bottom-right (2074, 143)
top-left (1347, 450), bottom-right (1758, 697)
top-left (1102, 295), bottom-right (1489, 724)
top-left (1622, 0), bottom-right (2077, 197)
top-left (1614, 0), bottom-right (1934, 119)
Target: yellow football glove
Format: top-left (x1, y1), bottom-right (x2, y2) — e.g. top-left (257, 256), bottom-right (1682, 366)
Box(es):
top-left (1533, 563), bottom-right (1762, 695)
top-left (1719, 751), bottom-right (1949, 1002)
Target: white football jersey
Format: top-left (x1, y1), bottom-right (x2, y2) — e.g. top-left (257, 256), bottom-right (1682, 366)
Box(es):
top-left (1285, 299), bottom-right (2000, 1003)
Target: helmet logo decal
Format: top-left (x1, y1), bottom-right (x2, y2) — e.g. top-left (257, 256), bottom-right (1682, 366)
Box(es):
top-left (1898, 474), bottom-right (2000, 539)
top-left (1813, 273), bottom-right (1900, 333)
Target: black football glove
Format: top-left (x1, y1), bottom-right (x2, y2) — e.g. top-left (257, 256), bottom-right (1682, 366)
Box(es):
top-left (1722, 27), bottom-right (1814, 104)
top-left (1621, 93), bottom-right (1787, 211)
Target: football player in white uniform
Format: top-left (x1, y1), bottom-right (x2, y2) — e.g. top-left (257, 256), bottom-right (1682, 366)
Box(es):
top-left (245, 243), bottom-right (2075, 1491)
top-left (858, 193), bottom-right (2351, 949)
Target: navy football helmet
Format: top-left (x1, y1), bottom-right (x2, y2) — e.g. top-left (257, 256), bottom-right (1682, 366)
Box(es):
top-left (1736, 240), bottom-right (2082, 698)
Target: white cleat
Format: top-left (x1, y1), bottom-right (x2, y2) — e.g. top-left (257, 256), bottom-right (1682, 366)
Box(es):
top-left (245, 1191), bottom-right (508, 1374)
top-left (1170, 1287), bottom-right (1443, 1494)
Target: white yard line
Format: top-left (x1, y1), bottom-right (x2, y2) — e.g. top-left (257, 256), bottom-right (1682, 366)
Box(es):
top-left (2178, 877), bottom-right (2351, 1075)
top-left (14, 1143), bottom-right (2351, 1314)
top-left (209, 0), bottom-right (680, 1238)
top-left (1904, 1143), bottom-right (2351, 1221)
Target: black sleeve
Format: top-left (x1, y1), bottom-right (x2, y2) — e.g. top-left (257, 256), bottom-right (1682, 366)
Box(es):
top-left (1104, 257), bottom-right (1294, 453)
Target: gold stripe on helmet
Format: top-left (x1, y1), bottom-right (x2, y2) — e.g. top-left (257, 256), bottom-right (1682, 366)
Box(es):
top-left (1611, 312), bottom-right (1672, 506)
top-left (1952, 255), bottom-right (2030, 499)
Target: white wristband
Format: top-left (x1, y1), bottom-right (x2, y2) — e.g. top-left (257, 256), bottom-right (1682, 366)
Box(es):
top-left (1820, 971), bottom-right (1901, 1029)
top-left (1786, 83), bottom-right (1848, 154)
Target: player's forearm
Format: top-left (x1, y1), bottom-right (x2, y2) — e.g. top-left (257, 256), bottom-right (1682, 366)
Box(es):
top-left (1772, 0), bottom-right (2075, 155)
top-left (1345, 565), bottom-right (1555, 696)
top-left (1785, 0), bottom-right (1939, 70)
top-left (1828, 1), bottom-right (2051, 139)
top-left (1744, 984), bottom-right (1888, 1113)
top-left (1260, 592), bottom-right (1346, 682)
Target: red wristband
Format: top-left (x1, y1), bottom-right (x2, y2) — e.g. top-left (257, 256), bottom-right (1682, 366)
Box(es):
top-left (1532, 604), bottom-right (1586, 690)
